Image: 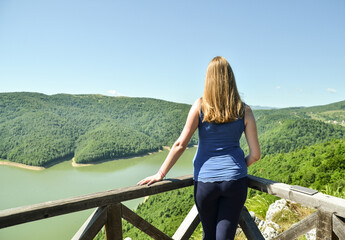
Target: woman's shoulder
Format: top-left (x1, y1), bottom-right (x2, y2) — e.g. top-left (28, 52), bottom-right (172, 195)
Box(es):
top-left (192, 98), bottom-right (202, 110)
top-left (187, 98), bottom-right (202, 118)
top-left (244, 104), bottom-right (255, 124)
top-left (195, 97), bottom-right (202, 105)
top-left (244, 103), bottom-right (252, 113)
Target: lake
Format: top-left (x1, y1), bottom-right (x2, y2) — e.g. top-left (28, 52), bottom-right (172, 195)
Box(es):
top-left (0, 148), bottom-right (196, 240)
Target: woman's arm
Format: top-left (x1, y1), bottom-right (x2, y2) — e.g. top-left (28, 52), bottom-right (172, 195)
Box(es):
top-left (244, 105), bottom-right (260, 167)
top-left (138, 98), bottom-right (201, 185)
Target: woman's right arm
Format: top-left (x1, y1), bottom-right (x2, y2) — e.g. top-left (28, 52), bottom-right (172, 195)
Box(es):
top-left (244, 105), bottom-right (260, 167)
top-left (137, 98), bottom-right (201, 185)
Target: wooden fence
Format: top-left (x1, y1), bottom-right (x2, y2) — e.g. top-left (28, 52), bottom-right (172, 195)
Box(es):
top-left (1, 174), bottom-right (345, 240)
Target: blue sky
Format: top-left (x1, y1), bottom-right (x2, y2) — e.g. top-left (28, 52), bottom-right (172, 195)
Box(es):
top-left (0, 0), bottom-right (344, 108)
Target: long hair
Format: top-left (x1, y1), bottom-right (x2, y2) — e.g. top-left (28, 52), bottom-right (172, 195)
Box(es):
top-left (202, 56), bottom-right (244, 123)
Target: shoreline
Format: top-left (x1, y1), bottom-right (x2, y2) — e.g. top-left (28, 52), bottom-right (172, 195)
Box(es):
top-left (71, 157), bottom-right (93, 167)
top-left (0, 146), bottom-right (196, 171)
top-left (0, 160), bottom-right (45, 171)
top-left (0, 146), bottom-right (176, 171)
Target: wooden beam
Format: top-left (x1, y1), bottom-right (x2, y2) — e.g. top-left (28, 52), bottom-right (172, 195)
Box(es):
top-left (2, 173), bottom-right (345, 233)
top-left (172, 204), bottom-right (200, 240)
top-left (248, 175), bottom-right (345, 218)
top-left (0, 175), bottom-right (194, 229)
top-left (72, 207), bottom-right (107, 240)
top-left (316, 210), bottom-right (333, 240)
top-left (274, 211), bottom-right (318, 240)
top-left (332, 214), bottom-right (345, 240)
top-left (238, 206), bottom-right (264, 240)
top-left (105, 203), bottom-right (122, 240)
top-left (121, 204), bottom-right (172, 240)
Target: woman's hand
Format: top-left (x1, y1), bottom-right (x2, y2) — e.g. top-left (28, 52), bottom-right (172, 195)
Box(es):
top-left (137, 173), bottom-right (163, 186)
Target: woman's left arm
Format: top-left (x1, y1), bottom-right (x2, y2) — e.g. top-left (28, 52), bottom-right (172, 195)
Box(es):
top-left (138, 98), bottom-right (201, 185)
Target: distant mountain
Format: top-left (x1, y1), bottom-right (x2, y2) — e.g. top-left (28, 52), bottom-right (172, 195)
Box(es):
top-left (250, 105), bottom-right (277, 110)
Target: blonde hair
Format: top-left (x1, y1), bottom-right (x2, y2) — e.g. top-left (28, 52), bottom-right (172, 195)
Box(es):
top-left (202, 56), bottom-right (244, 123)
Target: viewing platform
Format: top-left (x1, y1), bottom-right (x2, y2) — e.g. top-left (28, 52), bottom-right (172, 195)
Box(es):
top-left (0, 174), bottom-right (345, 240)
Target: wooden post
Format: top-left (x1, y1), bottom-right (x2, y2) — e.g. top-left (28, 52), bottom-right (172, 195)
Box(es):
top-left (121, 204), bottom-right (172, 240)
top-left (72, 206), bottom-right (107, 240)
top-left (172, 204), bottom-right (200, 240)
top-left (316, 210), bottom-right (333, 240)
top-left (332, 215), bottom-right (345, 240)
top-left (105, 203), bottom-right (122, 240)
top-left (274, 211), bottom-right (317, 240)
top-left (238, 207), bottom-right (265, 240)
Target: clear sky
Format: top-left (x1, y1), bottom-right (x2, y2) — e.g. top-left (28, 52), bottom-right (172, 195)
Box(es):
top-left (0, 0), bottom-right (344, 108)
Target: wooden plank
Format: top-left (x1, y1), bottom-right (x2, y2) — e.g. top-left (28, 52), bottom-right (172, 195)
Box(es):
top-left (316, 210), bottom-right (333, 240)
top-left (172, 204), bottom-right (200, 240)
top-left (72, 206), bottom-right (107, 240)
top-left (105, 203), bottom-right (122, 240)
top-left (248, 175), bottom-right (345, 218)
top-left (332, 214), bottom-right (345, 240)
top-left (0, 174), bottom-right (194, 229)
top-left (121, 204), bottom-right (172, 240)
top-left (238, 206), bottom-right (264, 240)
top-left (274, 211), bottom-right (318, 240)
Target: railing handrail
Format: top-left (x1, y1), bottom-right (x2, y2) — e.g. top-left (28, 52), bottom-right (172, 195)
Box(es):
top-left (248, 175), bottom-right (345, 218)
top-left (1, 174), bottom-right (345, 230)
top-left (0, 174), bottom-right (193, 229)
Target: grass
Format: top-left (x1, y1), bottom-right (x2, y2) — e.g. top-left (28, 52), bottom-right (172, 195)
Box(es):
top-left (272, 201), bottom-right (315, 233)
top-left (321, 184), bottom-right (345, 198)
top-left (245, 193), bottom-right (278, 220)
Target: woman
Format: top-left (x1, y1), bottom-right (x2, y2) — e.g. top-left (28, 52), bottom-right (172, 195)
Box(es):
top-left (138, 56), bottom-right (260, 240)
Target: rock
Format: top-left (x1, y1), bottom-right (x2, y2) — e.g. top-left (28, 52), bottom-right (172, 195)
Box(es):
top-left (249, 211), bottom-right (255, 218)
top-left (258, 219), bottom-right (265, 229)
top-left (267, 221), bottom-right (281, 231)
top-left (242, 198), bottom-right (315, 240)
top-left (255, 199), bottom-right (289, 239)
top-left (262, 225), bottom-right (279, 239)
top-left (259, 220), bottom-right (281, 240)
top-left (265, 199), bottom-right (288, 222)
top-left (305, 228), bottom-right (316, 240)
top-left (255, 216), bottom-right (263, 226)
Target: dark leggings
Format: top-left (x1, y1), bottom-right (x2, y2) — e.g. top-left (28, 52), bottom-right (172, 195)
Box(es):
top-left (194, 177), bottom-right (248, 240)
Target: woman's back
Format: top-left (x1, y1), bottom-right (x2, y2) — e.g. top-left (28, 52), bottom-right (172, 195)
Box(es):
top-left (193, 109), bottom-right (247, 182)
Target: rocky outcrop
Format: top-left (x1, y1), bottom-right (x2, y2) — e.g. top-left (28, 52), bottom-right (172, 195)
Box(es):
top-left (245, 199), bottom-right (316, 240)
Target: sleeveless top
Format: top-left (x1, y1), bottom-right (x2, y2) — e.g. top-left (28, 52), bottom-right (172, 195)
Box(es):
top-left (193, 109), bottom-right (247, 182)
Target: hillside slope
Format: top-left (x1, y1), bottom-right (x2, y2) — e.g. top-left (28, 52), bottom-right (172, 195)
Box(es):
top-left (240, 100), bottom-right (345, 156)
top-left (248, 138), bottom-right (345, 190)
top-left (0, 92), bottom-right (197, 166)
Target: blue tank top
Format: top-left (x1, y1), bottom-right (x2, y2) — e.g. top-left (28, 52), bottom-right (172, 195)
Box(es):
top-left (193, 110), bottom-right (247, 182)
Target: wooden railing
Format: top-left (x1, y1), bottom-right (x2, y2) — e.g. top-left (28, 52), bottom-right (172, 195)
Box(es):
top-left (1, 174), bottom-right (345, 240)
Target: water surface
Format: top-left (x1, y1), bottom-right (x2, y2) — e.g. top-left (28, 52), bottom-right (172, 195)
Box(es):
top-left (0, 148), bottom-right (196, 240)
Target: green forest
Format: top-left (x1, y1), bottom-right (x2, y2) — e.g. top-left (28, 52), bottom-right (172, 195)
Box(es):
top-left (0, 92), bottom-right (198, 166)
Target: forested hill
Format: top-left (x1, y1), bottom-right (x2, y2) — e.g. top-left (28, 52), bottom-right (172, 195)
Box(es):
top-left (1, 92), bottom-right (344, 167)
top-left (0, 92), bottom-right (197, 166)
top-left (241, 100), bottom-right (345, 156)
